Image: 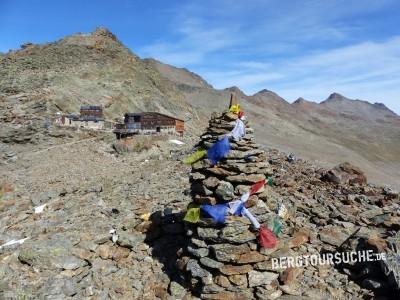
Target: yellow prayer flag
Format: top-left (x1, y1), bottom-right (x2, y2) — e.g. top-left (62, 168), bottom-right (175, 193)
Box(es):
top-left (229, 104), bottom-right (241, 114)
top-left (183, 204), bottom-right (201, 223)
top-left (183, 149), bottom-right (207, 165)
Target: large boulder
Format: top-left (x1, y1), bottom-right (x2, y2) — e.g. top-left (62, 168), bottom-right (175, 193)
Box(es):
top-left (322, 162), bottom-right (367, 185)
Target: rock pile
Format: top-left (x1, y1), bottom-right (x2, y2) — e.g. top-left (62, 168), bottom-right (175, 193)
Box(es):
top-left (178, 110), bottom-right (400, 299)
top-left (180, 111), bottom-right (287, 299)
top-left (190, 111), bottom-right (270, 205)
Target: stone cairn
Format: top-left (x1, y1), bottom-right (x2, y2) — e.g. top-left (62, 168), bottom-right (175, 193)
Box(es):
top-left (180, 110), bottom-right (286, 299)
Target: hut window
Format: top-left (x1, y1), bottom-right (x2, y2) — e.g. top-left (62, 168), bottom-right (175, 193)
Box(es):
top-left (134, 116), bottom-right (141, 122)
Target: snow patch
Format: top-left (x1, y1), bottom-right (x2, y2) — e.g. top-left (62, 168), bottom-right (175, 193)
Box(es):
top-left (169, 139), bottom-right (185, 145)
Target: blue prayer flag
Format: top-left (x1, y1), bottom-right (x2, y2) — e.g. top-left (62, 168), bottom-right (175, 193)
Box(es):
top-left (201, 204), bottom-right (228, 223)
top-left (207, 136), bottom-right (231, 165)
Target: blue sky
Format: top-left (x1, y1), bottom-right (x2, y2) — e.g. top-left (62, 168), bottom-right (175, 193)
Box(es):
top-left (1, 0), bottom-right (399, 114)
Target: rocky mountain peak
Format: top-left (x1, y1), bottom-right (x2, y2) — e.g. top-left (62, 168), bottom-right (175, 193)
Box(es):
top-left (255, 88), bottom-right (274, 95)
top-left (91, 27), bottom-right (117, 41)
top-left (373, 102), bottom-right (397, 115)
top-left (225, 86), bottom-right (246, 98)
top-left (293, 97), bottom-right (312, 104)
top-left (252, 89), bottom-right (288, 106)
top-left (325, 92), bottom-right (347, 102)
top-left (320, 93), bottom-right (398, 117)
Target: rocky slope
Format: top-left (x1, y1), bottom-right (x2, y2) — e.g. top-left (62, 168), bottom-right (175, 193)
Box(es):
top-left (0, 28), bottom-right (190, 122)
top-left (0, 128), bottom-right (195, 299)
top-left (0, 112), bottom-right (398, 299)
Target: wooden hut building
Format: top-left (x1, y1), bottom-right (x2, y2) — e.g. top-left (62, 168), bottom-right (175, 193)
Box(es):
top-left (80, 106), bottom-right (103, 119)
top-left (56, 106), bottom-right (108, 130)
top-left (114, 112), bottom-right (184, 138)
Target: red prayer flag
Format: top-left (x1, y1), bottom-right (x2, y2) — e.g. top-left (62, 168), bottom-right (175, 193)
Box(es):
top-left (249, 179), bottom-right (266, 195)
top-left (258, 226), bottom-right (277, 249)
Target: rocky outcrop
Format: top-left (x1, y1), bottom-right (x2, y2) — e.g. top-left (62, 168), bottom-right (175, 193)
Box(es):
top-left (322, 162), bottom-right (368, 185)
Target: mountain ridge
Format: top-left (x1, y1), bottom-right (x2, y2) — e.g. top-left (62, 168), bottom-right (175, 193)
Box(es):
top-left (1, 27), bottom-right (399, 188)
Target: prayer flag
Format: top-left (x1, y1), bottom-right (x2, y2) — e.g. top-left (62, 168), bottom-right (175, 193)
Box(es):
top-left (242, 207), bottom-right (260, 229)
top-left (207, 136), bottom-right (231, 165)
top-left (258, 226), bottom-right (277, 249)
top-left (183, 149), bottom-right (207, 165)
top-left (240, 192), bottom-right (250, 203)
top-left (249, 180), bottom-right (266, 195)
top-left (272, 218), bottom-right (282, 236)
top-left (229, 104), bottom-right (240, 114)
top-left (201, 204), bottom-right (228, 224)
top-left (183, 204), bottom-right (201, 223)
top-left (230, 119), bottom-right (246, 141)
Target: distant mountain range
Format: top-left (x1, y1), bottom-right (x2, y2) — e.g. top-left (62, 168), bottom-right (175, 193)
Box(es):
top-left (1, 28), bottom-right (399, 188)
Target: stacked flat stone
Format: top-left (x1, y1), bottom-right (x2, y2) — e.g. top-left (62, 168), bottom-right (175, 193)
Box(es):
top-left (183, 111), bottom-right (284, 299)
top-left (190, 111), bottom-right (272, 206)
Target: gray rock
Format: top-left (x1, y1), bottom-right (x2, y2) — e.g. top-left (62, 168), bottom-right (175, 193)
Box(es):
top-left (117, 232), bottom-right (145, 249)
top-left (79, 240), bottom-right (98, 252)
top-left (226, 149), bottom-right (264, 159)
top-left (200, 257), bottom-right (224, 269)
top-left (191, 172), bottom-right (206, 181)
top-left (186, 259), bottom-right (212, 280)
top-left (215, 181), bottom-right (235, 201)
top-left (319, 226), bottom-right (350, 247)
top-left (191, 238), bottom-right (208, 248)
top-left (60, 256), bottom-right (87, 270)
top-left (18, 247), bottom-right (40, 266)
top-left (201, 284), bottom-right (224, 294)
top-left (169, 281), bottom-right (186, 298)
top-left (226, 174), bottom-right (266, 184)
top-left (112, 142), bottom-right (130, 154)
top-left (18, 239), bottom-right (86, 271)
top-left (94, 234), bottom-right (111, 244)
top-left (220, 225), bottom-right (256, 244)
top-left (203, 177), bottom-right (220, 190)
top-left (38, 270), bottom-right (80, 297)
top-left (210, 243), bottom-right (250, 262)
top-left (248, 270), bottom-right (279, 287)
top-left (188, 245), bottom-right (209, 258)
top-left (197, 227), bottom-right (221, 242)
